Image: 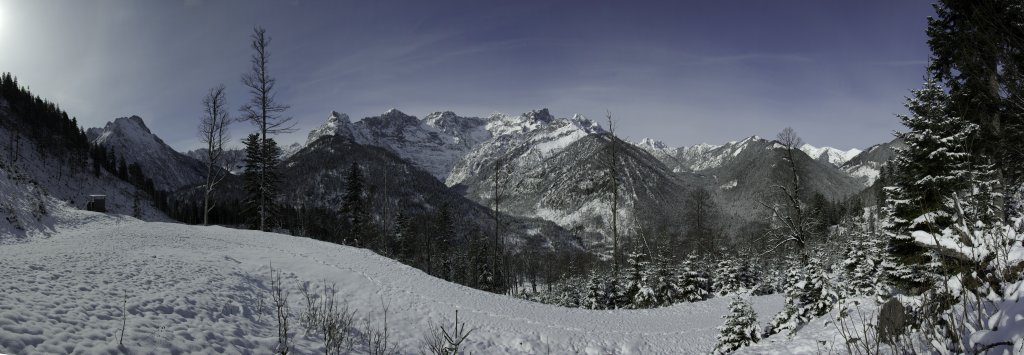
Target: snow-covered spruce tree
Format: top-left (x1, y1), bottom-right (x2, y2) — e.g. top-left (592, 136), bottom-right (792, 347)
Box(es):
top-left (651, 261), bottom-right (680, 307)
top-left (553, 276), bottom-right (586, 308)
top-left (839, 218), bottom-right (890, 298)
top-left (677, 252), bottom-right (711, 302)
top-left (712, 256), bottom-right (757, 296)
top-left (714, 297), bottom-right (761, 354)
top-left (885, 77), bottom-right (982, 292)
top-left (764, 256), bottom-right (840, 337)
top-left (927, 0), bottom-right (1024, 208)
top-left (623, 252), bottom-right (657, 308)
top-left (242, 133), bottom-right (263, 229)
top-left (584, 272), bottom-right (613, 310)
top-left (841, 238), bottom-right (886, 297)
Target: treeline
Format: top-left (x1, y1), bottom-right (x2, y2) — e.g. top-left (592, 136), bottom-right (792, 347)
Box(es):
top-left (0, 72), bottom-right (90, 161)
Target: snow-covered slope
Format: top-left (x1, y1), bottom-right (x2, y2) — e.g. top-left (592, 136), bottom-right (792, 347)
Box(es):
top-left (185, 147), bottom-right (246, 175)
top-left (280, 130), bottom-right (581, 252)
top-left (446, 109), bottom-right (603, 187)
top-left (635, 136), bottom-right (768, 173)
top-left (87, 116), bottom-right (207, 191)
top-left (0, 166), bottom-right (58, 239)
top-left (0, 215), bottom-right (784, 354)
top-left (305, 108), bottom-right (599, 183)
top-left (799, 144), bottom-right (861, 167)
top-left (0, 126), bottom-right (168, 222)
top-left (840, 138), bottom-right (905, 186)
top-left (700, 136), bottom-right (863, 212)
top-left (450, 131), bottom-right (699, 246)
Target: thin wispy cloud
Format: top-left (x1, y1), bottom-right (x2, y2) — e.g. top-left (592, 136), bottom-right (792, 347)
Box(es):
top-left (699, 53), bottom-right (813, 65)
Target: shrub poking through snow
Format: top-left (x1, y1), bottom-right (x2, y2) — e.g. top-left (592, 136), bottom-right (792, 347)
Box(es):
top-left (298, 280), bottom-right (356, 355)
top-left (422, 309), bottom-right (474, 355)
top-left (269, 264), bottom-right (291, 355)
top-left (714, 297), bottom-right (760, 354)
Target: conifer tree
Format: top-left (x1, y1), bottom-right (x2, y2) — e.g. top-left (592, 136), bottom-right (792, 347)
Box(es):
top-left (242, 133), bottom-right (264, 230)
top-left (713, 256), bottom-right (757, 296)
top-left (584, 272), bottom-right (610, 310)
top-left (764, 257), bottom-right (839, 336)
top-left (841, 229), bottom-right (889, 298)
top-left (341, 162), bottom-right (365, 244)
top-left (886, 78), bottom-right (980, 290)
top-left (651, 261), bottom-right (679, 307)
top-left (927, 0), bottom-right (1024, 201)
top-left (623, 252), bottom-right (656, 308)
top-left (714, 297), bottom-right (761, 354)
top-left (678, 252), bottom-right (712, 302)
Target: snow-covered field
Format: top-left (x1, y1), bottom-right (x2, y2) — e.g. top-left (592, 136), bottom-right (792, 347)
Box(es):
top-left (0, 210), bottom-right (786, 354)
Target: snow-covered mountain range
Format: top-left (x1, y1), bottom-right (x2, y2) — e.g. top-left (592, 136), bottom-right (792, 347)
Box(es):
top-left (800, 144), bottom-right (862, 167)
top-left (78, 108), bottom-right (896, 247)
top-left (204, 108), bottom-right (879, 245)
top-left (305, 109), bottom-right (491, 180)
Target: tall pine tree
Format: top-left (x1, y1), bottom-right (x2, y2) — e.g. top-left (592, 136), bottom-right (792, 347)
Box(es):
top-left (341, 162), bottom-right (365, 245)
top-left (927, 0), bottom-right (1024, 206)
top-left (885, 78), bottom-right (979, 291)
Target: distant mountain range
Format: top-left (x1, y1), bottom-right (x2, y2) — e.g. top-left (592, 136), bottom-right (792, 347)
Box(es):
top-left (84, 108), bottom-right (901, 249)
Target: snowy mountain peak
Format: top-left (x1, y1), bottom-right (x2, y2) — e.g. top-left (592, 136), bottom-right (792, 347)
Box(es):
top-left (122, 115), bottom-right (152, 134)
top-left (424, 110), bottom-right (459, 124)
top-left (280, 142), bottom-right (303, 159)
top-left (800, 143), bottom-right (862, 167)
top-left (733, 135), bottom-right (762, 145)
top-left (525, 108), bottom-right (555, 123)
top-left (373, 108), bottom-right (419, 128)
top-left (329, 111), bottom-right (350, 123)
top-left (690, 142), bottom-right (720, 151)
top-left (637, 138), bottom-right (670, 150)
top-left (89, 115), bottom-right (160, 147)
top-left (307, 111), bottom-right (357, 145)
top-left (86, 115), bottom-right (206, 191)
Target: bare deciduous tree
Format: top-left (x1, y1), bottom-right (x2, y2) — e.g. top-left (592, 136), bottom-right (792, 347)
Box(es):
top-left (241, 27), bottom-right (294, 140)
top-left (759, 127), bottom-right (816, 261)
top-left (269, 264), bottom-right (291, 355)
top-left (198, 84), bottom-right (230, 225)
top-left (601, 110), bottom-right (623, 276)
top-left (684, 188), bottom-right (720, 255)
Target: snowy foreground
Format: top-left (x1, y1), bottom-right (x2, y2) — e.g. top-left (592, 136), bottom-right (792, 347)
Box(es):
top-left (1, 210), bottom-right (794, 354)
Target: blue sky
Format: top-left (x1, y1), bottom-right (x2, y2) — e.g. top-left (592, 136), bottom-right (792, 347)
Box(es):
top-left (0, 0), bottom-right (934, 151)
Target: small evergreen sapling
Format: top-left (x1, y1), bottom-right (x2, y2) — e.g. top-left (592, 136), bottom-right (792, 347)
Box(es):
top-left (651, 261), bottom-right (680, 307)
top-left (623, 252), bottom-right (657, 308)
top-left (677, 252), bottom-right (711, 302)
top-left (712, 256), bottom-right (757, 296)
top-left (714, 297), bottom-right (761, 354)
top-left (764, 257), bottom-right (840, 337)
